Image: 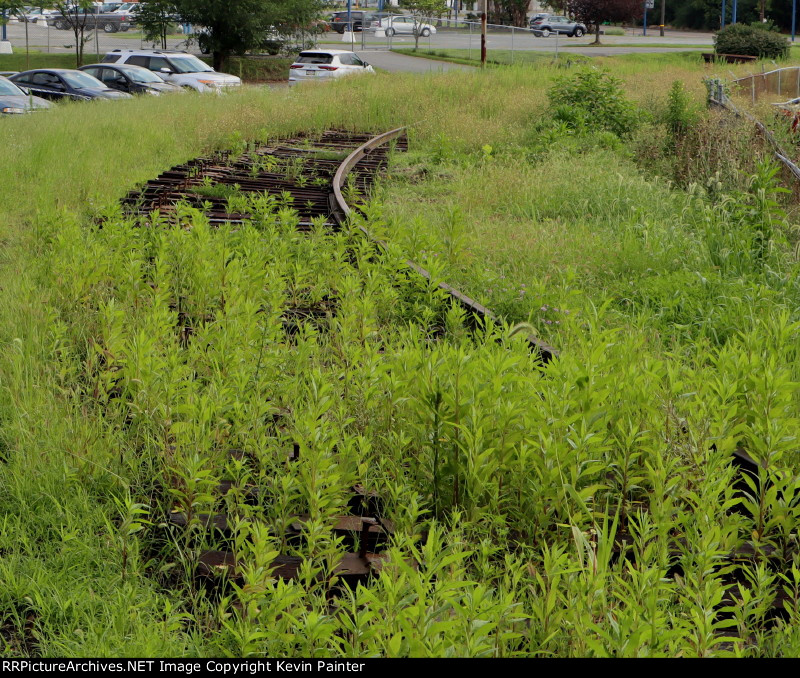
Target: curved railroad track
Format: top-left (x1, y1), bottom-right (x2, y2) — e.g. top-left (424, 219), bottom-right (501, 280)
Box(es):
top-left (122, 128), bottom-right (785, 626)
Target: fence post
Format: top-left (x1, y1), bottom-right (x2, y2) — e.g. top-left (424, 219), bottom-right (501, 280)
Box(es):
top-left (752, 75), bottom-right (755, 103)
top-left (468, 21), bottom-right (472, 61)
top-left (511, 26), bottom-right (514, 64)
top-left (779, 68), bottom-right (782, 97)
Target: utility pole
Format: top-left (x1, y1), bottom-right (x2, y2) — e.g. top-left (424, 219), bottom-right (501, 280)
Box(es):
top-left (732, 0), bottom-right (737, 23)
top-left (721, 0), bottom-right (726, 29)
top-left (660, 0), bottom-right (665, 37)
top-left (481, 11), bottom-right (486, 66)
top-left (793, 0), bottom-right (797, 43)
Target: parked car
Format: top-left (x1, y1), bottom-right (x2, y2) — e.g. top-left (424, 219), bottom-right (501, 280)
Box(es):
top-left (79, 63), bottom-right (183, 96)
top-left (329, 11), bottom-right (374, 33)
top-left (528, 13), bottom-right (549, 28)
top-left (288, 50), bottom-right (374, 85)
top-left (196, 27), bottom-right (285, 56)
top-left (0, 75), bottom-right (51, 114)
top-left (8, 69), bottom-right (133, 101)
top-left (101, 50), bottom-right (241, 92)
top-left (371, 15), bottom-right (436, 37)
top-left (51, 7), bottom-right (131, 33)
top-left (113, 2), bottom-right (139, 13)
top-left (19, 8), bottom-right (58, 24)
top-left (531, 15), bottom-right (586, 37)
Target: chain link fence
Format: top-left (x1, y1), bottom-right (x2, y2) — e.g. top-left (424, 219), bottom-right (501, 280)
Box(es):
top-left (323, 15), bottom-right (583, 62)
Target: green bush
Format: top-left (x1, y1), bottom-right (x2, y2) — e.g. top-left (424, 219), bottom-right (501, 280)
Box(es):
top-left (548, 67), bottom-right (640, 138)
top-left (714, 23), bottom-right (789, 59)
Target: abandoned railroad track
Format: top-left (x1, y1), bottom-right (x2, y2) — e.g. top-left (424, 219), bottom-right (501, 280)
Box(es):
top-left (118, 126), bottom-right (786, 629)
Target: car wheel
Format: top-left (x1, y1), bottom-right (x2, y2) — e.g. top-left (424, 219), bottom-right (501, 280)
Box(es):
top-left (573, 28), bottom-right (584, 37)
top-left (103, 23), bottom-right (117, 33)
top-left (385, 27), bottom-right (395, 37)
top-left (541, 28), bottom-right (551, 37)
top-left (53, 19), bottom-right (65, 29)
top-left (420, 27), bottom-right (431, 37)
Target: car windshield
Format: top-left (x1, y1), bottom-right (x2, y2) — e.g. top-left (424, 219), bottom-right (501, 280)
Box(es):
top-left (121, 66), bottom-right (163, 83)
top-left (296, 53), bottom-right (333, 64)
top-left (0, 78), bottom-right (24, 96)
top-left (168, 56), bottom-right (214, 73)
top-left (61, 71), bottom-right (107, 89)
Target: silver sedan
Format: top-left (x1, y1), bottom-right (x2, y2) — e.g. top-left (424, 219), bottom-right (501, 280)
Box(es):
top-left (373, 15), bottom-right (437, 37)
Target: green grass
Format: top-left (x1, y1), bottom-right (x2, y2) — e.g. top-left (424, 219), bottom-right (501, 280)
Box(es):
top-left (0, 51), bottom-right (105, 71)
top-left (392, 46), bottom-right (712, 69)
top-left (3, 56), bottom-right (800, 657)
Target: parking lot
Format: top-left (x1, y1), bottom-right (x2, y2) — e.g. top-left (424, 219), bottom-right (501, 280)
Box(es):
top-left (2, 19), bottom-right (714, 62)
top-left (2, 20), bottom-right (191, 54)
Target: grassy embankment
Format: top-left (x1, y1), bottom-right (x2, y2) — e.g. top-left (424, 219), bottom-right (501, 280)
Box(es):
top-left (3, 56), bottom-right (800, 656)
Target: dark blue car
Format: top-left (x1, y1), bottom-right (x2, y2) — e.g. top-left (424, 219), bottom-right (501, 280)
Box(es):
top-left (9, 69), bottom-right (133, 102)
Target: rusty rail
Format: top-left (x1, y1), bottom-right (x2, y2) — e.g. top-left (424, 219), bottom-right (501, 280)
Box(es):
top-left (332, 128), bottom-right (559, 364)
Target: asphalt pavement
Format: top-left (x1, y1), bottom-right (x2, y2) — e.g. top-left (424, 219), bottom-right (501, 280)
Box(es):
top-left (360, 51), bottom-right (474, 73)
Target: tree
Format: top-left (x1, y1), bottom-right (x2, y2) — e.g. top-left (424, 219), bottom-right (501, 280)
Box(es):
top-left (566, 0), bottom-right (643, 44)
top-left (541, 0), bottom-right (569, 12)
top-left (488, 0), bottom-right (530, 26)
top-left (399, 0), bottom-right (447, 51)
top-left (51, 0), bottom-right (95, 66)
top-left (1, 1), bottom-right (32, 68)
top-left (134, 0), bottom-right (178, 50)
top-left (172, 0), bottom-right (323, 71)
top-left (0, 0), bottom-right (24, 38)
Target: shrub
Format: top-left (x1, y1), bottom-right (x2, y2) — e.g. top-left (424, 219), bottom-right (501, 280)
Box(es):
top-left (548, 67), bottom-right (640, 138)
top-left (662, 80), bottom-right (700, 152)
top-left (714, 23), bottom-right (789, 59)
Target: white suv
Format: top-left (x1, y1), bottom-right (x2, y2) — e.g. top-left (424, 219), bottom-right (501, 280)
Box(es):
top-left (101, 50), bottom-right (241, 92)
top-left (289, 50), bottom-right (374, 85)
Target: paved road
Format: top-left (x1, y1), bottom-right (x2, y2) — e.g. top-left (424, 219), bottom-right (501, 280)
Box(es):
top-left (2, 20), bottom-right (192, 55)
top-left (361, 50), bottom-right (474, 73)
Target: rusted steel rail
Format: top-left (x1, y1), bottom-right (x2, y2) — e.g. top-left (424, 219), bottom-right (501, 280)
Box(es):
top-left (332, 127), bottom-right (559, 364)
top-left (120, 130), bottom-right (400, 230)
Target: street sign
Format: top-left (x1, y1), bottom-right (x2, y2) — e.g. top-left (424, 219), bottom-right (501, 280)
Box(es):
top-left (645, 0), bottom-right (655, 8)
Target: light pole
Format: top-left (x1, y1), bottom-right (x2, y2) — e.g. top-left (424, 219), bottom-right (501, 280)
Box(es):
top-left (721, 0), bottom-right (726, 29)
top-left (793, 0), bottom-right (797, 42)
top-left (1, 10), bottom-right (6, 42)
top-left (732, 0), bottom-right (737, 23)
